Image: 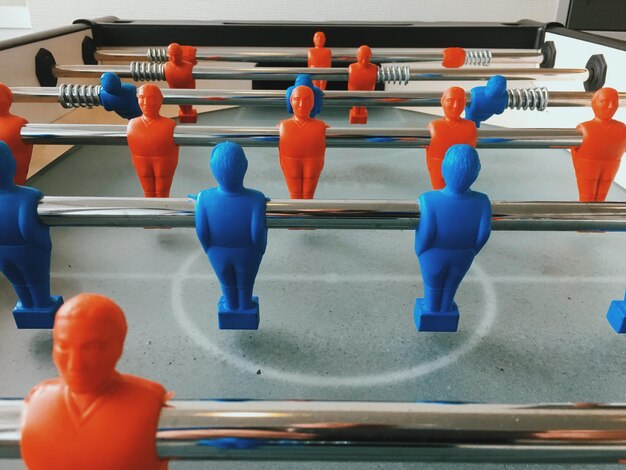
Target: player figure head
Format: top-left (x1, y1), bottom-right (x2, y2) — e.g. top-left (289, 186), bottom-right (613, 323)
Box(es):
top-left (53, 293), bottom-right (127, 396)
top-left (100, 72), bottom-right (122, 95)
top-left (0, 141), bottom-right (16, 188)
top-left (0, 83), bottom-right (13, 115)
top-left (137, 84), bottom-right (163, 120)
top-left (592, 87), bottom-right (619, 121)
top-left (442, 144), bottom-right (481, 194)
top-left (356, 45), bottom-right (372, 66)
top-left (485, 75), bottom-right (506, 99)
top-left (290, 85), bottom-right (314, 121)
top-left (210, 141), bottom-right (248, 193)
top-left (313, 31), bottom-right (326, 48)
top-left (294, 74), bottom-right (315, 90)
top-left (168, 43), bottom-right (183, 65)
top-left (441, 86), bottom-right (466, 121)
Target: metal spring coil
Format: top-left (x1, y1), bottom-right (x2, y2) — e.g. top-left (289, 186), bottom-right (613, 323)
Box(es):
top-left (130, 62), bottom-right (166, 81)
top-left (59, 84), bottom-right (102, 109)
top-left (506, 87), bottom-right (549, 111)
top-left (377, 65), bottom-right (410, 85)
top-left (146, 47), bottom-right (169, 63)
top-left (464, 49), bottom-right (492, 66)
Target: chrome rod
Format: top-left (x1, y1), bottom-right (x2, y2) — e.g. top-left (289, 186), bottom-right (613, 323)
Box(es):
top-left (12, 87), bottom-right (625, 108)
top-left (95, 46), bottom-right (545, 65)
top-left (3, 399), bottom-right (626, 462)
top-left (52, 64), bottom-right (590, 83)
top-left (37, 197), bottom-right (626, 231)
top-left (21, 124), bottom-right (583, 148)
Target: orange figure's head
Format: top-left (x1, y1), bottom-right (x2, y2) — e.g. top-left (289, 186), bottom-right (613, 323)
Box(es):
top-left (0, 83), bottom-right (13, 115)
top-left (290, 85), bottom-right (314, 120)
top-left (356, 45), bottom-right (372, 66)
top-left (53, 294), bottom-right (127, 396)
top-left (313, 31), bottom-right (326, 48)
top-left (441, 86), bottom-right (466, 121)
top-left (592, 87), bottom-right (619, 121)
top-left (168, 43), bottom-right (183, 65)
top-left (137, 84), bottom-right (164, 120)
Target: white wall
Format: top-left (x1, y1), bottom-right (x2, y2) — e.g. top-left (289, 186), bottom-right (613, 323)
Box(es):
top-left (25, 0), bottom-right (560, 31)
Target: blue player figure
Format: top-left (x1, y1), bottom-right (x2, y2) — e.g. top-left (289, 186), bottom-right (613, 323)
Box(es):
top-left (465, 75), bottom-right (508, 128)
top-left (414, 144), bottom-right (491, 332)
top-left (0, 141), bottom-right (63, 328)
top-left (195, 141), bottom-right (267, 330)
top-left (607, 290), bottom-right (626, 333)
top-left (286, 74), bottom-right (323, 117)
top-left (99, 72), bottom-right (142, 120)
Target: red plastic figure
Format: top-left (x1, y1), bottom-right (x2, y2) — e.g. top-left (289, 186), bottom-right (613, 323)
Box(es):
top-left (348, 45), bottom-right (378, 124)
top-left (308, 31), bottom-right (332, 90)
top-left (426, 87), bottom-right (477, 189)
top-left (278, 85), bottom-right (328, 199)
top-left (571, 87), bottom-right (626, 202)
top-left (0, 83), bottom-right (32, 185)
top-left (127, 84), bottom-right (179, 198)
top-left (442, 47), bottom-right (465, 68)
top-left (181, 45), bottom-right (198, 66)
top-left (21, 293), bottom-right (169, 470)
top-left (164, 42), bottom-right (197, 123)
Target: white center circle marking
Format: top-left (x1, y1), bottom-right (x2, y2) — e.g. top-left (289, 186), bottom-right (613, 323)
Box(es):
top-left (172, 250), bottom-right (498, 387)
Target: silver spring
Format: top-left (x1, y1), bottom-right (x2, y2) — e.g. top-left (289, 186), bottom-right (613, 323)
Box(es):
top-left (59, 83), bottom-right (102, 109)
top-left (146, 47), bottom-right (169, 63)
top-left (465, 49), bottom-right (492, 66)
top-left (130, 62), bottom-right (165, 81)
top-left (377, 65), bottom-right (410, 85)
top-left (506, 87), bottom-right (549, 111)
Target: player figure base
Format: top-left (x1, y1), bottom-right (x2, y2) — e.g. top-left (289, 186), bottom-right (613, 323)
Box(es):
top-left (349, 108), bottom-right (368, 125)
top-left (414, 298), bottom-right (459, 332)
top-left (218, 296), bottom-right (260, 330)
top-left (179, 108), bottom-right (197, 123)
top-left (606, 300), bottom-right (626, 333)
top-left (13, 296), bottom-right (64, 329)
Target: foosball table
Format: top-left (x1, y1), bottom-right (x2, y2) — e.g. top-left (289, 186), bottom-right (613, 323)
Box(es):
top-left (0, 18), bottom-right (625, 469)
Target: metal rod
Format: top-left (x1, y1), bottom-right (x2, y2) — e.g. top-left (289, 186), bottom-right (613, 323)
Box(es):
top-left (12, 87), bottom-right (626, 109)
top-left (95, 46), bottom-right (544, 65)
top-left (52, 64), bottom-right (590, 83)
top-left (37, 197), bottom-right (626, 231)
top-left (3, 399), bottom-right (626, 463)
top-left (21, 124), bottom-right (583, 148)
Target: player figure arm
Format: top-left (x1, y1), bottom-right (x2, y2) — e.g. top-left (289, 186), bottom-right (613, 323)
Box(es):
top-left (475, 197), bottom-right (492, 253)
top-left (251, 196), bottom-right (268, 254)
top-left (415, 195), bottom-right (436, 256)
top-left (194, 193), bottom-right (211, 252)
top-left (19, 191), bottom-right (51, 250)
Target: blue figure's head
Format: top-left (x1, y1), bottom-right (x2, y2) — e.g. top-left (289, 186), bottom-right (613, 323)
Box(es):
top-left (294, 74), bottom-right (314, 89)
top-left (0, 140), bottom-right (16, 188)
top-left (101, 72), bottom-right (122, 94)
top-left (442, 144), bottom-right (481, 194)
top-left (485, 75), bottom-right (506, 99)
top-left (210, 141), bottom-right (248, 193)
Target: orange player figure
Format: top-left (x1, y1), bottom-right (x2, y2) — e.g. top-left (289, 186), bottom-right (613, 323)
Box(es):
top-left (570, 87), bottom-right (626, 202)
top-left (426, 86), bottom-right (477, 189)
top-left (278, 85), bottom-right (328, 199)
top-left (127, 84), bottom-right (179, 198)
top-left (0, 83), bottom-right (33, 185)
top-left (181, 45), bottom-right (198, 66)
top-left (20, 293), bottom-right (169, 470)
top-left (164, 42), bottom-right (197, 123)
top-left (307, 31), bottom-right (332, 90)
top-left (348, 45), bottom-right (378, 124)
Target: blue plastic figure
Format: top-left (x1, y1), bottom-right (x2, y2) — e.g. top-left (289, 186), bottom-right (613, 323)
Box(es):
top-left (607, 290), bottom-right (626, 333)
top-left (465, 75), bottom-right (508, 128)
top-left (286, 74), bottom-right (323, 117)
top-left (414, 144), bottom-right (491, 332)
top-left (0, 142), bottom-right (63, 328)
top-left (195, 142), bottom-right (267, 330)
top-left (99, 72), bottom-right (142, 120)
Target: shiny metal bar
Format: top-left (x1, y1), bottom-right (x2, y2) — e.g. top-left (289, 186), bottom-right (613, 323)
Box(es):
top-left (3, 399), bottom-right (626, 463)
top-left (95, 46), bottom-right (544, 65)
top-left (52, 64), bottom-right (590, 83)
top-left (12, 87), bottom-right (626, 109)
top-left (21, 124), bottom-right (583, 148)
top-left (37, 197), bottom-right (626, 231)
